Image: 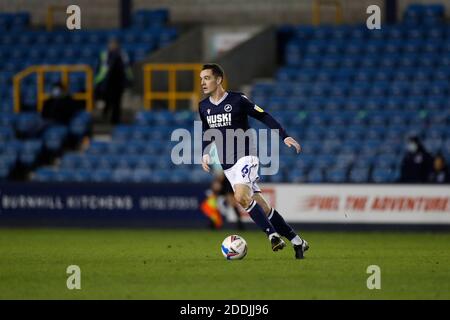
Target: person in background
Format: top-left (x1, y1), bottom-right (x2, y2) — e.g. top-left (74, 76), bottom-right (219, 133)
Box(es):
top-left (94, 38), bottom-right (133, 124)
top-left (213, 172), bottom-right (246, 230)
top-left (399, 136), bottom-right (433, 183)
top-left (428, 153), bottom-right (450, 183)
top-left (42, 82), bottom-right (83, 125)
top-left (200, 145), bottom-right (245, 230)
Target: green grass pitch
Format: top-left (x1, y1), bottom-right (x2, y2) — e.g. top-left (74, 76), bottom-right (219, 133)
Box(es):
top-left (0, 228), bottom-right (449, 299)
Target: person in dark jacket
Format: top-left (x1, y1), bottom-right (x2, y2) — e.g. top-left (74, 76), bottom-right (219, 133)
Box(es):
top-left (399, 136), bottom-right (433, 183)
top-left (428, 153), bottom-right (450, 183)
top-left (94, 38), bottom-right (132, 124)
top-left (42, 82), bottom-right (83, 125)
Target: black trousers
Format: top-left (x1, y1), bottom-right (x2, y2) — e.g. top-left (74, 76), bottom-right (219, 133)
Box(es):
top-left (104, 88), bottom-right (124, 124)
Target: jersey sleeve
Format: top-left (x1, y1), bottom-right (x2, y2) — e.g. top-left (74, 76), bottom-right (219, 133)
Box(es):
top-left (240, 94), bottom-right (289, 140)
top-left (199, 107), bottom-right (213, 155)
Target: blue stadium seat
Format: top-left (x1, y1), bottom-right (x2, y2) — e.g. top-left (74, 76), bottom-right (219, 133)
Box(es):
top-left (372, 168), bottom-right (398, 183)
top-left (15, 112), bottom-right (43, 138)
top-left (129, 168), bottom-right (152, 183)
top-left (349, 168), bottom-right (370, 183)
top-left (315, 154), bottom-right (335, 169)
top-left (325, 125), bottom-right (346, 139)
top-left (385, 127), bottom-right (407, 141)
top-left (166, 169), bottom-right (191, 183)
top-left (70, 112), bottom-right (91, 138)
top-left (43, 126), bottom-right (68, 152)
top-left (360, 140), bottom-right (382, 156)
top-left (356, 155), bottom-right (376, 169)
top-left (79, 155), bottom-right (100, 170)
top-left (369, 81), bottom-right (390, 97)
top-left (288, 169), bottom-right (307, 183)
top-left (300, 139), bottom-right (321, 154)
top-left (32, 168), bottom-right (57, 182)
top-left (349, 27), bottom-right (367, 40)
top-left (189, 169), bottom-right (211, 183)
top-left (404, 96), bottom-right (425, 111)
top-left (423, 138), bottom-right (443, 154)
top-left (90, 169), bottom-right (113, 182)
top-left (19, 139), bottom-right (42, 167)
top-left (375, 154), bottom-right (399, 169)
top-left (135, 155), bottom-right (159, 169)
top-left (429, 81), bottom-right (449, 96)
top-left (113, 126), bottom-right (132, 141)
top-left (0, 126), bottom-right (14, 142)
top-left (340, 140), bottom-right (361, 154)
top-left (366, 112), bottom-right (389, 127)
top-left (345, 125), bottom-right (366, 140)
top-left (380, 141), bottom-right (402, 155)
top-left (335, 154), bottom-right (356, 169)
top-left (112, 168), bottom-right (133, 182)
top-left (316, 139), bottom-right (342, 154)
top-left (326, 168), bottom-right (347, 183)
top-left (124, 141), bottom-right (145, 154)
top-left (117, 155), bottom-right (140, 170)
top-left (307, 169), bottom-right (324, 183)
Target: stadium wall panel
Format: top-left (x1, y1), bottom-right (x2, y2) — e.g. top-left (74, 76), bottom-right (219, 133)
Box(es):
top-left (1, 183), bottom-right (449, 229)
top-left (134, 0), bottom-right (387, 24)
top-left (0, 182), bottom-right (210, 227)
top-left (216, 26), bottom-right (277, 90)
top-left (258, 183), bottom-right (450, 225)
top-left (2, 0), bottom-right (450, 29)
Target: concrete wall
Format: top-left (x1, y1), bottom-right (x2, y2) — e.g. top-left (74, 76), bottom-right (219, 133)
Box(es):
top-left (134, 0), bottom-right (385, 25)
top-left (2, 0), bottom-right (449, 29)
top-left (0, 0), bottom-right (119, 29)
top-left (216, 26), bottom-right (277, 90)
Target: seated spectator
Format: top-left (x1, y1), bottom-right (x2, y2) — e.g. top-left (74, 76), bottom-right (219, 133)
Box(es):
top-left (42, 82), bottom-right (84, 125)
top-left (399, 136), bottom-right (433, 183)
top-left (428, 153), bottom-right (450, 183)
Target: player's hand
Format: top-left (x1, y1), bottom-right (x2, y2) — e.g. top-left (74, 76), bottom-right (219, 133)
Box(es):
top-left (284, 137), bottom-right (301, 154)
top-left (202, 154), bottom-right (211, 172)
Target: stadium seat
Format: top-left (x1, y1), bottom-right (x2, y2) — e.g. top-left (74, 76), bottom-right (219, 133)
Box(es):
top-left (349, 168), bottom-right (370, 183)
top-left (91, 169), bottom-right (113, 182)
top-left (307, 169), bottom-right (324, 183)
top-left (372, 168), bottom-right (398, 183)
top-left (326, 168), bottom-right (347, 183)
top-left (43, 126), bottom-right (68, 152)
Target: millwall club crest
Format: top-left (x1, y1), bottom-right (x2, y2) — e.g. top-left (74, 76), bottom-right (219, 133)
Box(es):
top-left (224, 104), bottom-right (232, 112)
top-left (207, 109), bottom-right (210, 115)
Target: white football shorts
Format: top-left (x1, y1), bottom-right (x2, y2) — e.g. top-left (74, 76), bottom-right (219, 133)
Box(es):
top-left (223, 155), bottom-right (261, 196)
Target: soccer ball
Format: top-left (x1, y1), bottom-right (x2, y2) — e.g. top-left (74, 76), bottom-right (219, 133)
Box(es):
top-left (221, 235), bottom-right (247, 260)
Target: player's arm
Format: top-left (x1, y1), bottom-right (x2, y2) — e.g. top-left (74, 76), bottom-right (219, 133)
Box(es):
top-left (199, 110), bottom-right (212, 172)
top-left (242, 95), bottom-right (301, 153)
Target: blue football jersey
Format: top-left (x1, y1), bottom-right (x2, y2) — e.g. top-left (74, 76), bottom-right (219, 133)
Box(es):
top-left (199, 91), bottom-right (289, 170)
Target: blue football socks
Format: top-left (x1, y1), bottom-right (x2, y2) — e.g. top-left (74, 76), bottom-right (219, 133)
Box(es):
top-left (245, 200), bottom-right (277, 237)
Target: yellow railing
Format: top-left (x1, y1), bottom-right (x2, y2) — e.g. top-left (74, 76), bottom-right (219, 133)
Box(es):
top-left (312, 0), bottom-right (343, 25)
top-left (143, 63), bottom-right (203, 111)
top-left (13, 65), bottom-right (93, 113)
top-left (46, 5), bottom-right (67, 31)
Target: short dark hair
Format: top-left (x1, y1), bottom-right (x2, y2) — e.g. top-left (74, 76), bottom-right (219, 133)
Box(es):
top-left (202, 63), bottom-right (225, 81)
